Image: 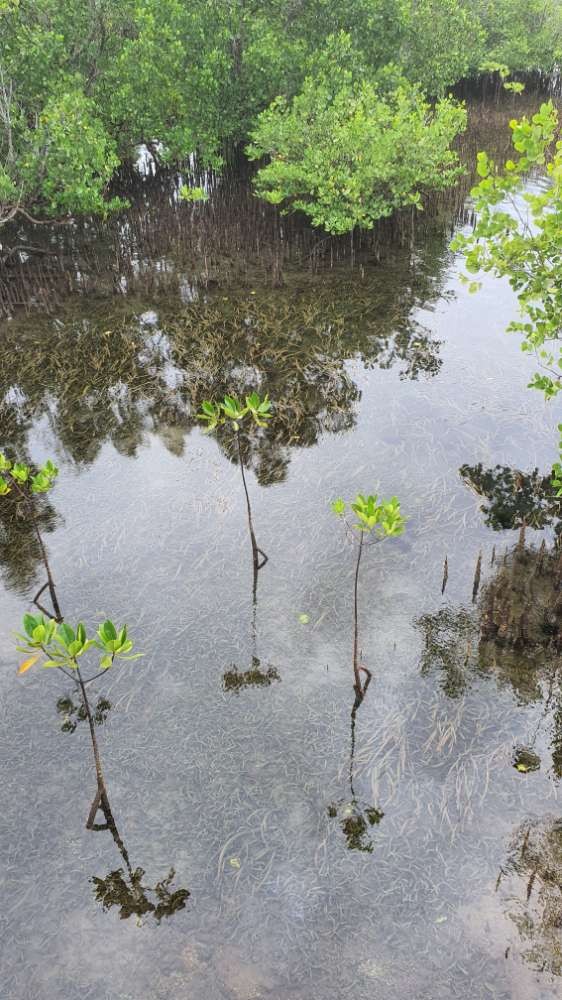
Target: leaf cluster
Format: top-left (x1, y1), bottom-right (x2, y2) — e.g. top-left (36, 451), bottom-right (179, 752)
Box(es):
top-left (331, 493), bottom-right (406, 537)
top-left (0, 454), bottom-right (58, 497)
top-left (16, 614), bottom-right (142, 674)
top-left (197, 392), bottom-right (272, 432)
top-left (452, 101), bottom-right (562, 402)
top-left (247, 67), bottom-right (466, 234)
top-left (1, 0), bottom-right (562, 227)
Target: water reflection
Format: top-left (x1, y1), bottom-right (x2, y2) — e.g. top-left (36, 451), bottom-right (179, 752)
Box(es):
top-left (0, 456), bottom-right (190, 922)
top-left (419, 538), bottom-right (561, 675)
top-left (0, 479), bottom-right (60, 598)
top-left (55, 685), bottom-right (190, 923)
top-left (90, 798), bottom-right (190, 924)
top-left (56, 694), bottom-right (111, 734)
top-left (498, 817), bottom-right (562, 976)
top-left (418, 460), bottom-right (562, 774)
top-left (0, 262), bottom-right (446, 488)
top-left (460, 462), bottom-right (562, 536)
top-left (418, 605), bottom-right (477, 699)
top-left (223, 551), bottom-right (280, 692)
top-left (53, 672), bottom-right (189, 922)
top-left (328, 687), bottom-right (384, 854)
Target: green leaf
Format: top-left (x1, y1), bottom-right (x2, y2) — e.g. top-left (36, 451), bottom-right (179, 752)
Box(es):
top-left (59, 623), bottom-right (75, 646)
top-left (11, 463), bottom-right (29, 483)
top-left (31, 472), bottom-right (52, 494)
top-left (23, 613), bottom-right (38, 638)
top-left (102, 619), bottom-right (117, 641)
top-left (32, 624), bottom-right (46, 643)
top-left (331, 498), bottom-right (346, 517)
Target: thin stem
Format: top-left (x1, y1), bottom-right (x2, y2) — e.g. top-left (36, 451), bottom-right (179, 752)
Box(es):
top-left (9, 477), bottom-right (111, 827)
top-left (82, 669), bottom-right (107, 687)
top-left (11, 480), bottom-right (62, 621)
top-left (29, 504), bottom-right (62, 621)
top-left (349, 699), bottom-right (358, 802)
top-left (349, 671), bottom-right (372, 802)
top-left (352, 531), bottom-right (364, 696)
top-left (236, 430), bottom-right (268, 575)
top-left (75, 662), bottom-right (111, 827)
top-left (91, 796), bottom-right (135, 881)
top-left (38, 643), bottom-right (75, 681)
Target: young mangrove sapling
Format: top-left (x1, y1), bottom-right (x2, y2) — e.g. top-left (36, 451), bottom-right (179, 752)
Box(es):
top-left (331, 493), bottom-right (406, 703)
top-left (2, 456), bottom-right (143, 823)
top-left (16, 613), bottom-right (142, 824)
top-left (0, 453), bottom-right (61, 619)
top-left (197, 392), bottom-right (272, 581)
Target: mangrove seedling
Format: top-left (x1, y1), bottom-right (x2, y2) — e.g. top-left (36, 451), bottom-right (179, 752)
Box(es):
top-left (198, 392), bottom-right (272, 580)
top-left (16, 613), bottom-right (142, 825)
top-left (0, 453), bottom-right (61, 619)
top-left (331, 493), bottom-right (406, 702)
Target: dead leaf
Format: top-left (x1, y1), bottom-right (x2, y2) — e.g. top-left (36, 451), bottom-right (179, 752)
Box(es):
top-left (18, 654), bottom-right (39, 675)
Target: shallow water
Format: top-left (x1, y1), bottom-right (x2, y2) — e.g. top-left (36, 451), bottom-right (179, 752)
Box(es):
top-left (1, 161), bottom-right (561, 997)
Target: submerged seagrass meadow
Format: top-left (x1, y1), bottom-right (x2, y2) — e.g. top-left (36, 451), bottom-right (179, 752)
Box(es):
top-left (1, 95), bottom-right (562, 998)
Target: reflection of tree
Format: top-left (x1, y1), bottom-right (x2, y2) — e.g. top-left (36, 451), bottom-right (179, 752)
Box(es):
top-left (0, 260), bottom-right (445, 475)
top-left (460, 463), bottom-right (562, 534)
top-left (418, 606), bottom-right (476, 698)
top-left (90, 799), bottom-right (189, 924)
top-left (498, 817), bottom-right (562, 976)
top-left (480, 543), bottom-right (562, 656)
top-left (328, 688), bottom-right (383, 854)
top-left (420, 459), bottom-right (562, 694)
top-left (165, 288), bottom-right (442, 485)
top-left (417, 537), bottom-right (562, 772)
top-left (0, 271), bottom-right (446, 591)
top-left (420, 541), bottom-right (561, 692)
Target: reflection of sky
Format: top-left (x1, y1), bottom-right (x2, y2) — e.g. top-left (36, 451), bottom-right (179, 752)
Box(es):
top-left (0, 197), bottom-right (560, 999)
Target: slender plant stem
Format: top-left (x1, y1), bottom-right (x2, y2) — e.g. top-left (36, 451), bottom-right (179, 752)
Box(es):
top-left (91, 797), bottom-right (135, 881)
top-left (349, 669), bottom-right (372, 802)
top-left (12, 481), bottom-right (62, 621)
top-left (236, 429), bottom-right (267, 574)
top-left (349, 698), bottom-right (358, 801)
top-left (30, 505), bottom-right (62, 621)
top-left (75, 664), bottom-right (111, 824)
top-left (11, 479), bottom-right (110, 826)
top-left (352, 531), bottom-right (364, 696)
top-left (82, 669), bottom-right (107, 687)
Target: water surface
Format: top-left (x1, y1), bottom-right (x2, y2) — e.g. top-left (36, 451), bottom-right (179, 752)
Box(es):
top-left (0, 132), bottom-right (561, 1000)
